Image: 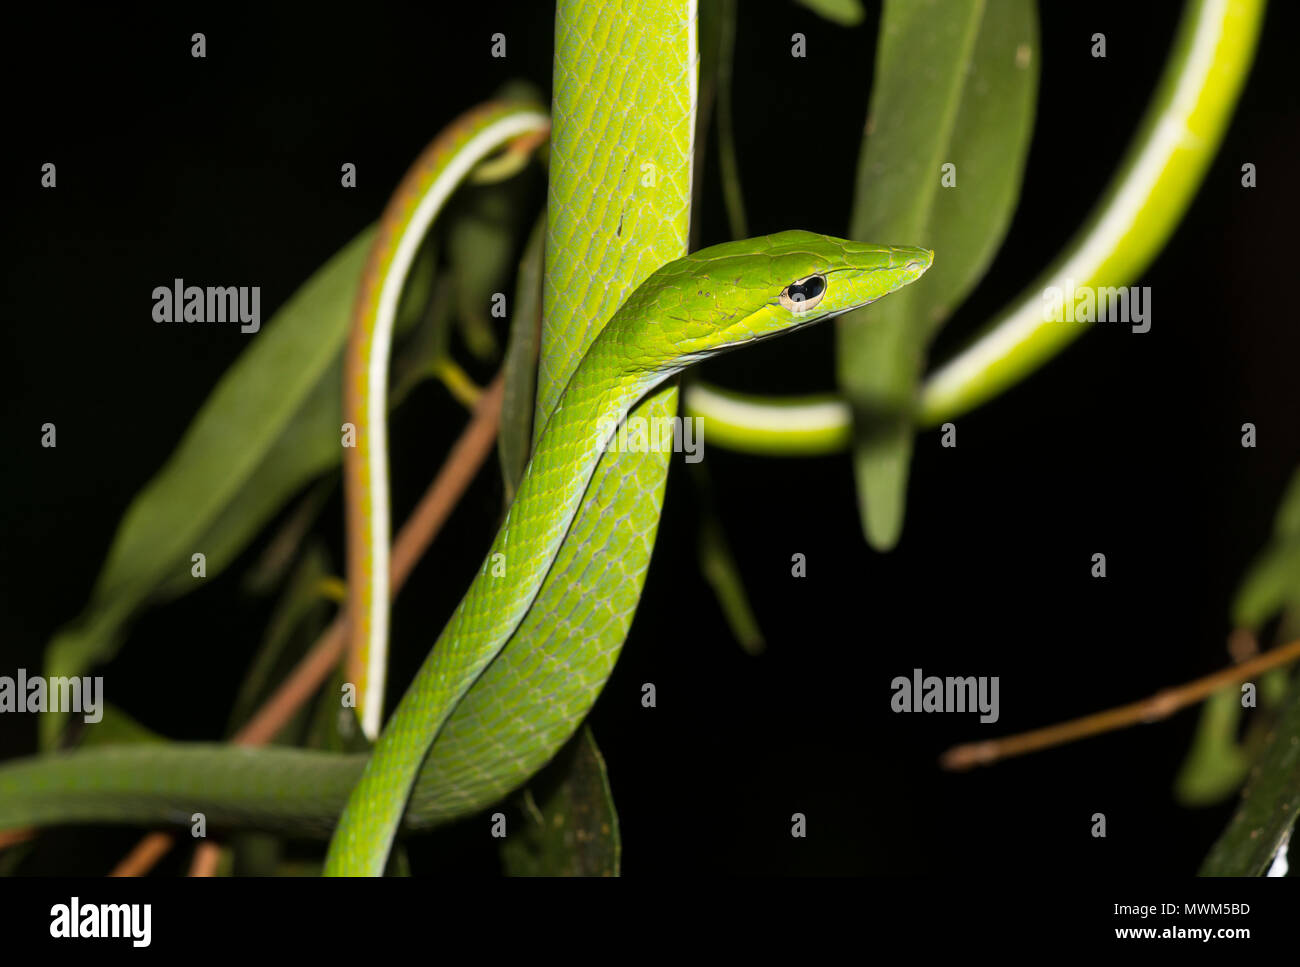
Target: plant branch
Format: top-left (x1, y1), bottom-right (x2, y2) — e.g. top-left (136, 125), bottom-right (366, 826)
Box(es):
top-left (941, 638), bottom-right (1300, 770)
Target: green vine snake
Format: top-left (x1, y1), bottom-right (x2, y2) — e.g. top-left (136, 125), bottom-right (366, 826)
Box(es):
top-left (0, 1), bottom-right (931, 875)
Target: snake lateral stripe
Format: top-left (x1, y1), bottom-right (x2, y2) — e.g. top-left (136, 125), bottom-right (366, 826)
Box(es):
top-left (343, 103), bottom-right (550, 742)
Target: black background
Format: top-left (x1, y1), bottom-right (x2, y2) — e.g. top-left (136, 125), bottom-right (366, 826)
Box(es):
top-left (2, 0), bottom-right (1298, 877)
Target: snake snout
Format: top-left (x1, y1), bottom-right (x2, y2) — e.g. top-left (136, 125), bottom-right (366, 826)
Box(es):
top-left (893, 246), bottom-right (934, 276)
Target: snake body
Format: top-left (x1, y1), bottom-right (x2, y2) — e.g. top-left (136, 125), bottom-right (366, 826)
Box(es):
top-left (0, 233), bottom-right (930, 847)
top-left (343, 103), bottom-right (549, 741)
top-left (0, 1), bottom-right (931, 874)
top-left (326, 231), bottom-right (932, 873)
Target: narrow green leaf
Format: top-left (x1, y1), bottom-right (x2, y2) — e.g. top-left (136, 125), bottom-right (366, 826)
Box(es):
top-left (152, 367), bottom-right (345, 604)
top-left (500, 727), bottom-right (621, 877)
top-left (1232, 539), bottom-right (1300, 631)
top-left (499, 213), bottom-right (547, 502)
top-left (39, 229), bottom-right (374, 750)
top-left (1175, 663), bottom-right (1294, 809)
top-left (838, 0), bottom-right (1037, 549)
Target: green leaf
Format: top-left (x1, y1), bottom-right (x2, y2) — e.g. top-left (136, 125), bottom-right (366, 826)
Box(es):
top-left (1175, 666), bottom-right (1293, 808)
top-left (500, 727), bottom-right (621, 877)
top-left (151, 366), bottom-right (345, 604)
top-left (1179, 468), bottom-right (1300, 807)
top-left (1232, 538), bottom-right (1300, 632)
top-left (1231, 468), bottom-right (1300, 630)
top-left (1174, 687), bottom-right (1250, 806)
top-left (1201, 674), bottom-right (1300, 876)
top-left (793, 0), bottom-right (865, 28)
top-left (499, 213), bottom-right (547, 502)
top-left (40, 229), bottom-right (375, 750)
top-left (837, 0), bottom-right (1038, 549)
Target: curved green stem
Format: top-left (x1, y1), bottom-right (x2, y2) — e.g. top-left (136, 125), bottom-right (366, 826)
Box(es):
top-left (685, 0), bottom-right (1266, 454)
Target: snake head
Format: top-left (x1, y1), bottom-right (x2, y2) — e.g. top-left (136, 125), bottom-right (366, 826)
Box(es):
top-left (616, 230), bottom-right (933, 373)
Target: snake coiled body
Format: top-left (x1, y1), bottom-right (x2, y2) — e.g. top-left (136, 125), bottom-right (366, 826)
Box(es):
top-left (0, 233), bottom-right (930, 847)
top-left (0, 0), bottom-right (932, 876)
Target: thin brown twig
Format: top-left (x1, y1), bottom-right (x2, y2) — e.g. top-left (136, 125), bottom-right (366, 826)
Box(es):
top-left (234, 618), bottom-right (349, 747)
top-left (100, 370), bottom-right (505, 877)
top-left (941, 637), bottom-right (1300, 770)
top-left (0, 828), bottom-right (36, 851)
top-left (109, 832), bottom-right (174, 877)
top-left (188, 841), bottom-right (222, 877)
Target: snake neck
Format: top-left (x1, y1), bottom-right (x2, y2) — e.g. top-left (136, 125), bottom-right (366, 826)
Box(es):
top-left (420, 336), bottom-right (666, 671)
top-left (505, 337), bottom-right (665, 562)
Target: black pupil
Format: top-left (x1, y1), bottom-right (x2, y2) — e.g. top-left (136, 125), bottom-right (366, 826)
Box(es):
top-left (787, 276), bottom-right (825, 302)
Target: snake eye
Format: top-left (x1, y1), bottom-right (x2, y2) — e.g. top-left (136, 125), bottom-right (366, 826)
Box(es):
top-left (779, 274), bottom-right (827, 312)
